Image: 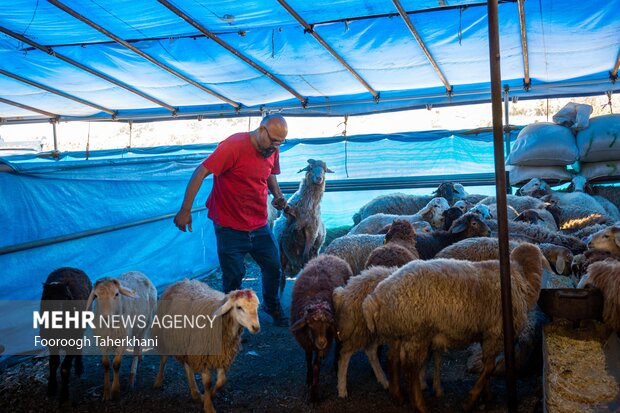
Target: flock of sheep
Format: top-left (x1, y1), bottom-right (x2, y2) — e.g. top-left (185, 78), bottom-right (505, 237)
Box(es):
top-left (38, 158), bottom-right (620, 413)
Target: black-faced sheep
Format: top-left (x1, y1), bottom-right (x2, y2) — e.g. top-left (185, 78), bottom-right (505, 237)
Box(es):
top-left (351, 182), bottom-right (468, 224)
top-left (415, 212), bottom-right (491, 260)
top-left (362, 243), bottom-right (545, 413)
top-left (581, 260), bottom-right (620, 332)
top-left (332, 266), bottom-right (395, 398)
top-left (40, 267), bottom-right (92, 405)
top-left (86, 271), bottom-right (157, 400)
top-left (572, 248), bottom-right (620, 278)
top-left (154, 280), bottom-right (260, 413)
top-left (364, 220), bottom-right (420, 269)
top-left (441, 206), bottom-right (464, 231)
top-left (273, 159), bottom-right (333, 280)
top-left (290, 254), bottom-right (353, 403)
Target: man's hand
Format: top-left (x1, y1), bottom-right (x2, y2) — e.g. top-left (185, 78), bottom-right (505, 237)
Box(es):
top-left (272, 196), bottom-right (288, 211)
top-left (174, 209), bottom-right (193, 232)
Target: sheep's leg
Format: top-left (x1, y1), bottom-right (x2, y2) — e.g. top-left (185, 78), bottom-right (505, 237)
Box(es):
top-left (409, 361), bottom-right (430, 413)
top-left (184, 363), bottom-right (202, 401)
top-left (387, 344), bottom-right (404, 404)
top-left (333, 339), bottom-right (341, 372)
top-left (462, 349), bottom-right (496, 412)
top-left (305, 350), bottom-right (313, 386)
top-left (128, 344), bottom-right (141, 389)
top-left (102, 354), bottom-right (111, 401)
top-left (310, 351), bottom-right (321, 403)
top-left (111, 348), bottom-right (123, 399)
top-left (432, 349), bottom-right (444, 397)
top-left (337, 350), bottom-right (353, 398)
top-left (59, 354), bottom-right (74, 404)
top-left (365, 344), bottom-right (388, 389)
top-left (210, 368), bottom-right (227, 397)
top-left (47, 353), bottom-right (59, 396)
top-left (153, 355), bottom-right (168, 388)
top-left (201, 371), bottom-right (216, 413)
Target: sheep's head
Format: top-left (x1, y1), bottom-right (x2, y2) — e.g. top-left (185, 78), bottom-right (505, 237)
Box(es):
top-left (448, 212), bottom-right (491, 238)
top-left (297, 159), bottom-right (334, 186)
top-left (469, 204), bottom-right (492, 220)
top-left (514, 209), bottom-right (543, 226)
top-left (86, 277), bottom-right (136, 314)
top-left (510, 243), bottom-right (545, 306)
top-left (214, 289), bottom-right (260, 334)
top-left (42, 281), bottom-right (74, 301)
top-left (419, 197), bottom-right (449, 229)
top-left (442, 207), bottom-right (464, 231)
top-left (290, 301), bottom-right (334, 352)
top-left (518, 178), bottom-right (551, 197)
top-left (453, 183), bottom-right (469, 200)
top-left (587, 226), bottom-right (620, 253)
top-left (453, 200), bottom-right (468, 214)
top-left (540, 244), bottom-right (573, 275)
top-left (568, 175), bottom-right (589, 193)
top-left (384, 219), bottom-right (417, 245)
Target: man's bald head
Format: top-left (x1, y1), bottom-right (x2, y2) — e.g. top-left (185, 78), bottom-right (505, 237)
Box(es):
top-left (261, 114), bottom-right (288, 140)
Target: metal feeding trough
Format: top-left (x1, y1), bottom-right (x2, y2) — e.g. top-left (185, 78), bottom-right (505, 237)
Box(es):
top-left (543, 321), bottom-right (620, 412)
top-left (538, 288), bottom-right (604, 322)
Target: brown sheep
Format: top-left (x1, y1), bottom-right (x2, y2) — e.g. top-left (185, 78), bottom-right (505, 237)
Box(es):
top-left (290, 254), bottom-right (353, 403)
top-left (364, 220), bottom-right (419, 269)
top-left (582, 260), bottom-right (620, 332)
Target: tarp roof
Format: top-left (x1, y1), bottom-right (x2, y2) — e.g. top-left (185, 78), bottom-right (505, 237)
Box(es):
top-left (0, 0), bottom-right (619, 123)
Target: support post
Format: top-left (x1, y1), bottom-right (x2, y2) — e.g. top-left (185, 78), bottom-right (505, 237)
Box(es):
top-left (487, 1), bottom-right (517, 412)
top-left (52, 120), bottom-right (58, 153)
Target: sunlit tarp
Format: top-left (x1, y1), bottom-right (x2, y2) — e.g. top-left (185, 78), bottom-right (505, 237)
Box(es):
top-left (0, 0), bottom-right (618, 122)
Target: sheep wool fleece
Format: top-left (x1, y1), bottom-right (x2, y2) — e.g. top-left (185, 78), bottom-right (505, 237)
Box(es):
top-left (203, 132), bottom-right (281, 231)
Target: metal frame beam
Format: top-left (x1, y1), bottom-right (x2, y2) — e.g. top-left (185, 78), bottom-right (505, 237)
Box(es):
top-left (0, 68), bottom-right (115, 115)
top-left (392, 0), bottom-right (452, 95)
top-left (158, 0), bottom-right (307, 106)
top-left (0, 96), bottom-right (58, 118)
top-left (277, 0), bottom-right (379, 100)
top-left (517, 0), bottom-right (531, 89)
top-left (612, 49), bottom-right (620, 81)
top-left (48, 0), bottom-right (240, 110)
top-left (0, 26), bottom-right (176, 114)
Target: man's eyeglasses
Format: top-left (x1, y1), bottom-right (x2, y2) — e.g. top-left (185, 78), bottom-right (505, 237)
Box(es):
top-left (264, 128), bottom-right (286, 146)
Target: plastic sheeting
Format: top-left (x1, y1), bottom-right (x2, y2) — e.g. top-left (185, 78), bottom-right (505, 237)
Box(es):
top-left (0, 0), bottom-right (618, 122)
top-left (0, 127), bottom-right (515, 301)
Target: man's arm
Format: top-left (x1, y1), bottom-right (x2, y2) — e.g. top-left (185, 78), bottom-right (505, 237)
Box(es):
top-left (267, 174), bottom-right (287, 210)
top-left (174, 164), bottom-right (211, 232)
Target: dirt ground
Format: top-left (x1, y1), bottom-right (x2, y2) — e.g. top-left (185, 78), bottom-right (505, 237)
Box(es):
top-left (0, 260), bottom-right (543, 413)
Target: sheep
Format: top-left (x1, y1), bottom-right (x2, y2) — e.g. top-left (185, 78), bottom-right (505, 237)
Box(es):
top-left (273, 159), bottom-right (332, 280)
top-left (486, 219), bottom-right (586, 254)
top-left (348, 197), bottom-right (448, 235)
top-left (581, 260), bottom-right (620, 332)
top-left (590, 185), bottom-right (620, 212)
top-left (572, 249), bottom-right (620, 277)
top-left (468, 204), bottom-right (492, 220)
top-left (332, 266), bottom-right (396, 398)
top-left (323, 234), bottom-right (385, 275)
top-left (153, 280), bottom-right (260, 413)
top-left (519, 178), bottom-right (614, 229)
top-left (290, 254), bottom-right (353, 403)
top-left (441, 206), bottom-right (464, 231)
top-left (570, 223), bottom-right (609, 240)
top-left (587, 225), bottom-right (620, 254)
top-left (362, 243), bottom-right (545, 413)
top-left (40, 267), bottom-right (92, 405)
top-left (351, 182), bottom-right (468, 224)
top-left (538, 243), bottom-right (574, 276)
top-left (86, 271), bottom-right (157, 400)
top-left (348, 213), bottom-right (433, 235)
top-left (569, 175), bottom-right (620, 221)
top-left (478, 194), bottom-right (546, 213)
top-left (514, 208), bottom-right (558, 232)
top-left (364, 220), bottom-right (420, 269)
top-left (487, 203), bottom-right (519, 221)
top-left (415, 212), bottom-right (491, 260)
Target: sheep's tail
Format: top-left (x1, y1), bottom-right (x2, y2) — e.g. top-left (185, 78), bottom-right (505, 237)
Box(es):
top-left (353, 212), bottom-right (362, 225)
top-left (362, 294), bottom-right (379, 334)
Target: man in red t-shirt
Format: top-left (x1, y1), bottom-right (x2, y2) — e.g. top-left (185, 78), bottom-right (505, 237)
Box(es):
top-left (173, 114), bottom-right (289, 326)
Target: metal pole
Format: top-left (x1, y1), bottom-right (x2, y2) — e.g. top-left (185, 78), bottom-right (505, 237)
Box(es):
top-left (52, 120), bottom-right (58, 152)
top-left (503, 85), bottom-right (512, 195)
top-left (487, 1), bottom-right (517, 411)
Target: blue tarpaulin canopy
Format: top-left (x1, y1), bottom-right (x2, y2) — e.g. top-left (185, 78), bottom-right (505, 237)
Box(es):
top-left (0, 0), bottom-right (618, 122)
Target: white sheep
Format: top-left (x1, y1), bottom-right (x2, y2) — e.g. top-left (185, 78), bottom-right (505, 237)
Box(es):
top-left (86, 271), bottom-right (157, 400)
top-left (587, 225), bottom-right (620, 254)
top-left (362, 243), bottom-right (545, 413)
top-left (153, 280), bottom-right (260, 413)
top-left (332, 266), bottom-right (395, 398)
top-left (478, 194), bottom-right (546, 213)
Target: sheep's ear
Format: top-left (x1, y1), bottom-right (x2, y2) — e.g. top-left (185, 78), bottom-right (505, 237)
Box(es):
top-left (213, 296), bottom-right (235, 317)
top-left (119, 286), bottom-right (136, 297)
top-left (450, 223), bottom-right (467, 234)
top-left (85, 290), bottom-right (96, 311)
top-left (307, 158), bottom-right (316, 165)
top-left (332, 287), bottom-right (344, 312)
top-left (555, 256), bottom-right (566, 275)
top-left (297, 166), bottom-right (310, 173)
top-left (290, 318), bottom-right (307, 332)
top-left (325, 167), bottom-right (335, 173)
top-left (377, 224), bottom-right (391, 234)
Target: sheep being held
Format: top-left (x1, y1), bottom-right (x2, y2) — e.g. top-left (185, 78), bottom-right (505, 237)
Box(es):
top-left (362, 243), bottom-right (545, 413)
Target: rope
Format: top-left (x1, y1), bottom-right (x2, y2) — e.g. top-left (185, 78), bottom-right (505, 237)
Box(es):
top-left (128, 121), bottom-right (133, 148)
top-left (340, 115), bottom-right (350, 178)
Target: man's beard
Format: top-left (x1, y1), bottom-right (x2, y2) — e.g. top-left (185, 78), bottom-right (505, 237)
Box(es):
top-left (259, 147), bottom-right (277, 158)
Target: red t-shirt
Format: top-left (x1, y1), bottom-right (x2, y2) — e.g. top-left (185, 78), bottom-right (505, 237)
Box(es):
top-left (203, 132), bottom-right (280, 231)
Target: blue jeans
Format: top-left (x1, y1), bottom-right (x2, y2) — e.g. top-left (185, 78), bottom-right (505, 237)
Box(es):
top-left (213, 223), bottom-right (282, 312)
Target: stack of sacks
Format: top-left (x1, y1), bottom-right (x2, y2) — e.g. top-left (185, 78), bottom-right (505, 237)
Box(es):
top-left (506, 122), bottom-right (577, 185)
top-left (577, 114), bottom-right (620, 181)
